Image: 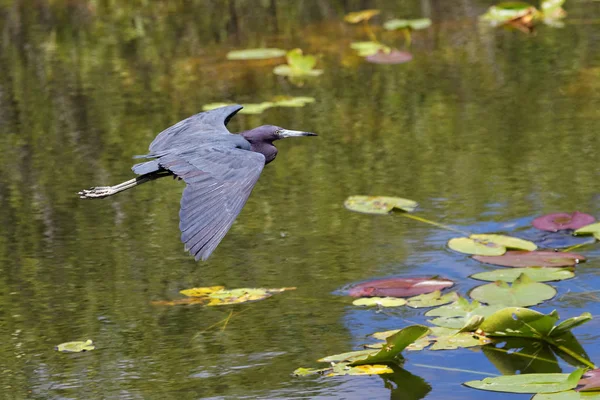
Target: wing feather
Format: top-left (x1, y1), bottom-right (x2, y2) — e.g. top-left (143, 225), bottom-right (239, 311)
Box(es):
top-left (156, 146), bottom-right (265, 261)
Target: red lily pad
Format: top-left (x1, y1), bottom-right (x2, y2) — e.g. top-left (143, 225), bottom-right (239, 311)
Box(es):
top-left (348, 277), bottom-right (454, 298)
top-left (366, 50), bottom-right (413, 64)
top-left (532, 212), bottom-right (596, 232)
top-left (576, 368), bottom-right (600, 392)
top-left (473, 251), bottom-right (585, 268)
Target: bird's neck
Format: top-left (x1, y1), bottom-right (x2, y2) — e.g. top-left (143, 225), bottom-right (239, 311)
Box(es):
top-left (251, 142), bottom-right (278, 165)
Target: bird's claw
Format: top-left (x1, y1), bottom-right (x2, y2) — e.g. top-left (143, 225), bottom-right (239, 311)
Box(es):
top-left (78, 186), bottom-right (115, 199)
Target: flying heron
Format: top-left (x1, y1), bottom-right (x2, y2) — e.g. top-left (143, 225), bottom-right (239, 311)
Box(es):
top-left (79, 105), bottom-right (317, 261)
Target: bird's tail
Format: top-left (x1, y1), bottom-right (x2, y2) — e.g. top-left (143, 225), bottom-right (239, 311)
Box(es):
top-left (132, 160), bottom-right (160, 175)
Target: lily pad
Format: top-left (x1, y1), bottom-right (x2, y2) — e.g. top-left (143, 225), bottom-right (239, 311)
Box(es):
top-left (273, 48), bottom-right (323, 78)
top-left (344, 195), bottom-right (418, 214)
top-left (56, 339), bottom-right (95, 353)
top-left (407, 291), bottom-right (459, 308)
top-left (480, 2), bottom-right (538, 25)
top-left (575, 222), bottom-right (600, 241)
top-left (469, 273), bottom-right (556, 307)
top-left (344, 9), bottom-right (381, 24)
top-left (202, 102), bottom-right (274, 115)
top-left (577, 369), bottom-right (600, 392)
top-left (366, 50), bottom-right (413, 64)
top-left (153, 287), bottom-right (295, 306)
top-left (350, 41), bottom-right (391, 57)
top-left (425, 297), bottom-right (504, 329)
top-left (464, 369), bottom-right (584, 394)
top-left (470, 234), bottom-right (537, 251)
top-left (479, 307), bottom-right (592, 339)
top-left (294, 363), bottom-right (393, 377)
top-left (352, 297), bottom-right (408, 307)
top-left (226, 48), bottom-right (286, 60)
top-left (473, 251), bottom-right (585, 268)
top-left (383, 18), bottom-right (432, 30)
top-left (470, 268), bottom-right (574, 283)
top-left (348, 277), bottom-right (454, 298)
top-left (533, 212), bottom-right (596, 232)
top-left (448, 237), bottom-right (506, 256)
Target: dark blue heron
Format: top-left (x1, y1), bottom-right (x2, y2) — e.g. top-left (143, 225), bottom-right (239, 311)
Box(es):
top-left (79, 105), bottom-right (316, 261)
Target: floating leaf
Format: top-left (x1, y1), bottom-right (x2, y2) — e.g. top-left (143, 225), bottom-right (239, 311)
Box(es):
top-left (344, 195), bottom-right (418, 215)
top-left (480, 2), bottom-right (538, 25)
top-left (293, 364), bottom-right (393, 377)
top-left (272, 96), bottom-right (316, 107)
top-left (577, 369), bottom-right (600, 392)
top-left (180, 286), bottom-right (225, 297)
top-left (273, 48), bottom-right (323, 78)
top-left (352, 297), bottom-right (408, 307)
top-left (318, 349), bottom-right (377, 363)
top-left (470, 268), bottom-right (574, 283)
top-left (366, 50), bottom-right (413, 64)
top-left (469, 273), bottom-right (556, 307)
top-left (350, 325), bottom-right (430, 366)
top-left (383, 18), bottom-right (432, 30)
top-left (533, 212), bottom-right (596, 232)
top-left (350, 41), bottom-right (391, 57)
top-left (344, 9), bottom-right (381, 24)
top-left (470, 234), bottom-right (537, 251)
top-left (155, 287), bottom-right (295, 306)
top-left (56, 339), bottom-right (95, 353)
top-left (348, 277), bottom-right (454, 298)
top-left (480, 307), bottom-right (592, 339)
top-left (448, 237), bottom-right (506, 256)
top-left (465, 369), bottom-right (584, 394)
top-left (407, 291), bottom-right (459, 308)
top-left (425, 297), bottom-right (504, 329)
top-left (226, 48), bottom-right (286, 60)
top-left (473, 251), bottom-right (585, 268)
top-left (575, 222), bottom-right (600, 241)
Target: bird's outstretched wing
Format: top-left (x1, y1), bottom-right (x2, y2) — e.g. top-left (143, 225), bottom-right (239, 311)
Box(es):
top-left (149, 105), bottom-right (243, 153)
top-left (157, 145), bottom-right (265, 261)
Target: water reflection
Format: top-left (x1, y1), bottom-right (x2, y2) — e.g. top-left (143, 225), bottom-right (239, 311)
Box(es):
top-left (1, 0), bottom-right (600, 398)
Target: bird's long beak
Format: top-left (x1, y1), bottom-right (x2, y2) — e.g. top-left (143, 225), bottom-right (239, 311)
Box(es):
top-left (277, 129), bottom-right (318, 138)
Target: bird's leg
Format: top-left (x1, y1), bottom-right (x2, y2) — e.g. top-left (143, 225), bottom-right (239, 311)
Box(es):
top-left (78, 171), bottom-right (171, 199)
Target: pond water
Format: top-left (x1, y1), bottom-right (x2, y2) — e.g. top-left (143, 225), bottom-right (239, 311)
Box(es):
top-left (1, 1), bottom-right (600, 399)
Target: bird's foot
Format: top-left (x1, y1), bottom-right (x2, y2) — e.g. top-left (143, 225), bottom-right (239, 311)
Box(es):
top-left (78, 186), bottom-right (115, 199)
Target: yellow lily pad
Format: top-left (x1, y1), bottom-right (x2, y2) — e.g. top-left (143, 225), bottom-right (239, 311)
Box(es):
top-left (344, 9), bottom-right (380, 24)
top-left (448, 237), bottom-right (506, 256)
top-left (273, 49), bottom-right (323, 78)
top-left (226, 48), bottom-right (286, 60)
top-left (352, 297), bottom-right (408, 307)
top-left (154, 287), bottom-right (296, 307)
top-left (56, 339), bottom-right (95, 353)
top-left (180, 286), bottom-right (225, 297)
top-left (344, 196), bottom-right (418, 215)
top-left (470, 234), bottom-right (537, 251)
top-left (575, 222), bottom-right (600, 241)
top-left (350, 41), bottom-right (391, 57)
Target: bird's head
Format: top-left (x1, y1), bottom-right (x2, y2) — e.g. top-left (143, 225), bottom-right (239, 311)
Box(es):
top-left (241, 125), bottom-right (317, 164)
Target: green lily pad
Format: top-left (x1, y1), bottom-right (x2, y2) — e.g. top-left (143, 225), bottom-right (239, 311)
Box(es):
top-left (383, 18), bottom-right (432, 30)
top-left (56, 339), bottom-right (95, 353)
top-left (480, 2), bottom-right (537, 25)
top-left (344, 9), bottom-right (380, 24)
top-left (407, 291), bottom-right (459, 308)
top-left (575, 222), bottom-right (600, 241)
top-left (470, 268), bottom-right (574, 283)
top-left (469, 273), bottom-right (556, 307)
top-left (350, 41), bottom-right (391, 57)
top-left (464, 368), bottom-right (584, 394)
top-left (353, 297), bottom-right (408, 307)
top-left (425, 297), bottom-right (504, 329)
top-left (273, 48), bottom-right (323, 78)
top-left (470, 234), bottom-right (537, 251)
top-left (533, 391), bottom-right (600, 400)
top-left (351, 325), bottom-right (430, 366)
top-left (226, 48), bottom-right (286, 60)
top-left (344, 196), bottom-right (418, 215)
top-left (448, 237), bottom-right (506, 256)
top-left (479, 307), bottom-right (592, 339)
